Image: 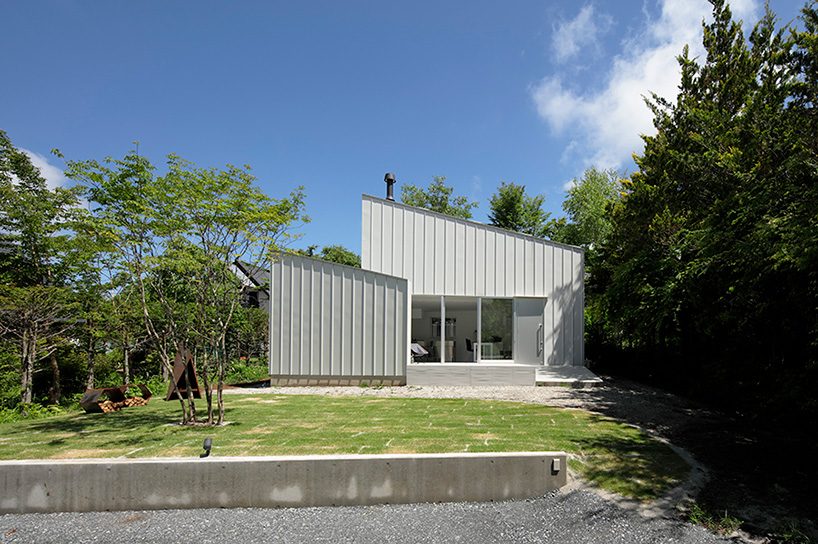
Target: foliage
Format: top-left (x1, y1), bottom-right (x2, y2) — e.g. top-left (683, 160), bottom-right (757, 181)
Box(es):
top-left (0, 130), bottom-right (84, 288)
top-left (0, 344), bottom-right (19, 409)
top-left (553, 168), bottom-right (623, 250)
top-left (0, 403), bottom-right (72, 424)
top-left (318, 245), bottom-right (361, 267)
top-left (224, 358), bottom-right (269, 384)
top-left (591, 1), bottom-right (818, 423)
top-left (0, 394), bottom-right (688, 500)
top-left (292, 244), bottom-right (361, 267)
top-left (400, 176), bottom-right (477, 219)
top-left (487, 182), bottom-right (552, 238)
top-left (0, 132), bottom-right (89, 406)
top-left (687, 502), bottom-right (743, 536)
top-left (143, 374), bottom-right (169, 397)
top-left (65, 149), bottom-right (308, 425)
top-left (227, 306), bottom-right (268, 362)
top-left (770, 521), bottom-right (814, 544)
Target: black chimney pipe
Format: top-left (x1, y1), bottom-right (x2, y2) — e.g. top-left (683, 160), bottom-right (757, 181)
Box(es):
top-left (384, 172), bottom-right (396, 201)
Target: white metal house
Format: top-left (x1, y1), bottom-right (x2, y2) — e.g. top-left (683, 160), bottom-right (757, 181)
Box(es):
top-left (268, 191), bottom-right (585, 386)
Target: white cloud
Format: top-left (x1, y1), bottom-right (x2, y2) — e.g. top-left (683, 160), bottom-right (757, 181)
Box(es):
top-left (551, 5), bottom-right (613, 64)
top-left (470, 174), bottom-right (483, 203)
top-left (21, 149), bottom-right (67, 189)
top-left (562, 179), bottom-right (577, 192)
top-left (532, 0), bottom-right (760, 169)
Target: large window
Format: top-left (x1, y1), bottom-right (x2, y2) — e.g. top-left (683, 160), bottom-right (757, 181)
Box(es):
top-left (410, 296), bottom-right (442, 362)
top-left (480, 298), bottom-right (513, 360)
top-left (410, 296), bottom-right (514, 363)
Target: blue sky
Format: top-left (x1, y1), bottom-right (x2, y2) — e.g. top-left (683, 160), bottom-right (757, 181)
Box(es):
top-left (1, 0), bottom-right (806, 254)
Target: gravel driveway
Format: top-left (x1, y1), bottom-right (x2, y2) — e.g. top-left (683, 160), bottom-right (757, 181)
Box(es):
top-left (0, 490), bottom-right (728, 544)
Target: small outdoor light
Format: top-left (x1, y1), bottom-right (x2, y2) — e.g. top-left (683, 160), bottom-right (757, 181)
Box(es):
top-left (200, 437), bottom-right (213, 458)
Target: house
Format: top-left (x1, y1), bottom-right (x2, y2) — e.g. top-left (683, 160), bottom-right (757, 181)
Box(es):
top-left (267, 183), bottom-right (587, 386)
top-left (234, 260), bottom-right (271, 313)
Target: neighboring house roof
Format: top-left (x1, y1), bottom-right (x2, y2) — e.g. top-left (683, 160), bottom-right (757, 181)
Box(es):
top-left (233, 260), bottom-right (269, 295)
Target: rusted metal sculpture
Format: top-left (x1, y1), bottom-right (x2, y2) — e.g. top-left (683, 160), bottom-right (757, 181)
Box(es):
top-left (165, 349), bottom-right (202, 401)
top-left (80, 384), bottom-right (153, 414)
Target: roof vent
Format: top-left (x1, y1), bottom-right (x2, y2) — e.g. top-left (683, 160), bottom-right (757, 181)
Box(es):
top-left (384, 172), bottom-right (396, 201)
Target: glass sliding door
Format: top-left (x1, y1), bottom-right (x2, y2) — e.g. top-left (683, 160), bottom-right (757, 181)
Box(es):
top-left (443, 296), bottom-right (479, 362)
top-left (410, 296), bottom-right (442, 362)
top-left (479, 298), bottom-right (513, 361)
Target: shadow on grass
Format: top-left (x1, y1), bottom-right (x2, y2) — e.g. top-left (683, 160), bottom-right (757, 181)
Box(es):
top-left (570, 431), bottom-right (689, 501)
top-left (26, 409), bottom-right (179, 435)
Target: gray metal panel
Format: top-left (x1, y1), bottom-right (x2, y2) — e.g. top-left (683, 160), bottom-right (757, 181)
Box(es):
top-left (361, 195), bottom-right (585, 366)
top-left (270, 253), bottom-right (408, 378)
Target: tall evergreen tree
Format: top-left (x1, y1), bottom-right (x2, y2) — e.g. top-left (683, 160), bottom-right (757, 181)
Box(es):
top-left (595, 0), bottom-right (818, 420)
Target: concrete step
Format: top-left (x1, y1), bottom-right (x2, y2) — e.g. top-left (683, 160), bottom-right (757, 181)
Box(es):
top-left (535, 366), bottom-right (602, 388)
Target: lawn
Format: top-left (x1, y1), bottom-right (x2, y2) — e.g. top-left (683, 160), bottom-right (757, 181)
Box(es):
top-left (0, 394), bottom-right (688, 500)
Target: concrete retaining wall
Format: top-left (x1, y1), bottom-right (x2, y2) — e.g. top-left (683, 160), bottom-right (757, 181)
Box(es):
top-left (0, 452), bottom-right (567, 514)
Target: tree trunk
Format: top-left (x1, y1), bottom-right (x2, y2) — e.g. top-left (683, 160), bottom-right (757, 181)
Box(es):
top-left (20, 327), bottom-right (36, 405)
top-left (217, 338), bottom-right (226, 425)
top-left (123, 346), bottom-right (130, 385)
top-left (200, 350), bottom-right (214, 424)
top-left (181, 351), bottom-right (197, 423)
top-left (86, 335), bottom-right (95, 390)
top-left (48, 350), bottom-right (61, 404)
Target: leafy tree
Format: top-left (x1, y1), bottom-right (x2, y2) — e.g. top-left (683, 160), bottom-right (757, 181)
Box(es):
top-left (318, 245), bottom-right (360, 267)
top-left (66, 149), bottom-right (307, 424)
top-left (401, 176), bottom-right (477, 219)
top-left (553, 168), bottom-right (623, 250)
top-left (488, 182), bottom-right (552, 238)
top-left (0, 131), bottom-right (85, 406)
top-left (106, 279), bottom-right (152, 385)
top-left (291, 244), bottom-right (361, 267)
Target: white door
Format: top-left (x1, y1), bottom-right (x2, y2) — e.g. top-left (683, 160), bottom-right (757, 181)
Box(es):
top-left (513, 298), bottom-right (545, 365)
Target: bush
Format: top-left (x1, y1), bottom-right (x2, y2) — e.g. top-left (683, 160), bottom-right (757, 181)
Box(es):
top-left (0, 403), bottom-right (72, 424)
top-left (224, 358), bottom-right (269, 384)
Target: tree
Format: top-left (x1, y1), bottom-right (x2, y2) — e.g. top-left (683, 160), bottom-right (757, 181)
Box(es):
top-left (593, 0), bottom-right (818, 423)
top-left (67, 149), bottom-right (308, 424)
top-left (401, 176), bottom-right (477, 219)
top-left (318, 245), bottom-right (360, 267)
top-left (292, 244), bottom-right (361, 267)
top-left (0, 131), bottom-right (85, 406)
top-left (106, 278), bottom-right (152, 385)
top-left (0, 286), bottom-right (76, 406)
top-left (488, 182), bottom-right (552, 238)
top-left (554, 168), bottom-right (623, 250)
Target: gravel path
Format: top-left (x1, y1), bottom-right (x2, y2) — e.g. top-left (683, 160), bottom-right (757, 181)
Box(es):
top-left (0, 490), bottom-right (729, 544)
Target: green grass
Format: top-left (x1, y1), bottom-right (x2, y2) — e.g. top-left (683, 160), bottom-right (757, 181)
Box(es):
top-left (687, 502), bottom-right (743, 535)
top-left (0, 394), bottom-right (689, 500)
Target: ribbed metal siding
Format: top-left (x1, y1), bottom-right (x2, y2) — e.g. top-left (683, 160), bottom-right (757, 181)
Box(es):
top-left (361, 195), bottom-right (584, 366)
top-left (270, 253), bottom-right (408, 378)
